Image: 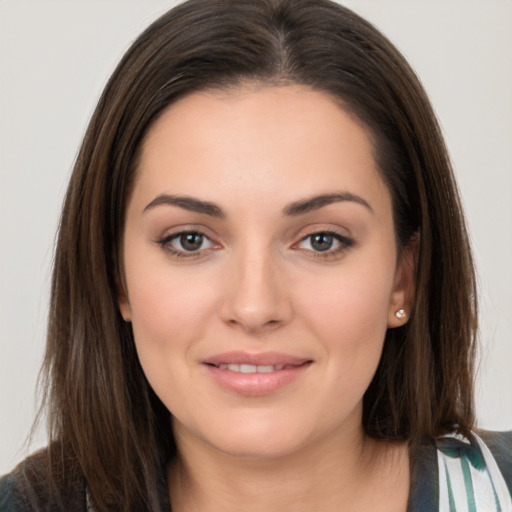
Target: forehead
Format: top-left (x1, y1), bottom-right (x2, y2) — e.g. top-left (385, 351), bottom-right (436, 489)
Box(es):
top-left (133, 85), bottom-right (390, 215)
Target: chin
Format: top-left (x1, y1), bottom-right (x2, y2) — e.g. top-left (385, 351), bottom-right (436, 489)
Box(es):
top-left (209, 432), bottom-right (308, 460)
top-left (173, 411), bottom-right (312, 460)
top-left (196, 412), bottom-right (340, 461)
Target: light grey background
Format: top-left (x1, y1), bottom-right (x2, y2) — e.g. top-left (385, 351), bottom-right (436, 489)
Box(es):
top-left (1, 0), bottom-right (511, 473)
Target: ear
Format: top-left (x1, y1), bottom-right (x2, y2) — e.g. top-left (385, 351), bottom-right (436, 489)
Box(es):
top-left (116, 273), bottom-right (132, 323)
top-left (387, 234), bottom-right (419, 328)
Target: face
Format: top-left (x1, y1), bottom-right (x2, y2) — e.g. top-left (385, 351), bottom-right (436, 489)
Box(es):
top-left (119, 85), bottom-right (413, 459)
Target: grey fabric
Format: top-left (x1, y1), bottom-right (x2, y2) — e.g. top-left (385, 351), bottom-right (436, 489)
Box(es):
top-left (480, 430), bottom-right (512, 496)
top-left (407, 438), bottom-right (438, 511)
top-left (0, 474), bottom-right (26, 512)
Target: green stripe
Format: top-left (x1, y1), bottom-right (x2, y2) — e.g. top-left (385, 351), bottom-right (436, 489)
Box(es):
top-left (461, 455), bottom-right (476, 512)
top-left (486, 462), bottom-right (503, 512)
top-left (445, 460), bottom-right (457, 512)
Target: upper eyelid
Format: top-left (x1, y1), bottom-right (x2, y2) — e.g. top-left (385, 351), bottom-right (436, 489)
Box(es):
top-left (297, 232), bottom-right (352, 246)
top-left (159, 230), bottom-right (217, 247)
top-left (157, 224), bottom-right (217, 240)
top-left (291, 221), bottom-right (352, 237)
top-left (300, 230), bottom-right (350, 240)
top-left (295, 227), bottom-right (353, 243)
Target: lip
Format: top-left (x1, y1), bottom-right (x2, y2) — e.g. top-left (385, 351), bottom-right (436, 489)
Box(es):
top-left (202, 351), bottom-right (313, 397)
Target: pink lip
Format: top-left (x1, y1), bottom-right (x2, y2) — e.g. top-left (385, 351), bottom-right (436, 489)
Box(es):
top-left (202, 351), bottom-right (313, 397)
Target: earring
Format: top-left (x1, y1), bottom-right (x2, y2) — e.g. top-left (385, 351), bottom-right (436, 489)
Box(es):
top-left (395, 309), bottom-right (406, 319)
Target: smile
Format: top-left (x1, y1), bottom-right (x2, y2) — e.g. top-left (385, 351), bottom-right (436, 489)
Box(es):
top-left (203, 351), bottom-right (311, 368)
top-left (203, 352), bottom-right (313, 396)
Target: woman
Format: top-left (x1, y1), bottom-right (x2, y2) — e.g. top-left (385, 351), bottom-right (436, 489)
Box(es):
top-left (1, 0), bottom-right (510, 510)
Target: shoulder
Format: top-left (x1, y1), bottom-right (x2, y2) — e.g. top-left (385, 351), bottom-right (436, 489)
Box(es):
top-left (408, 430), bottom-right (512, 512)
top-left (435, 430), bottom-right (512, 511)
top-left (435, 430), bottom-right (512, 490)
top-left (477, 429), bottom-right (512, 491)
top-left (0, 472), bottom-right (28, 512)
top-left (0, 449), bottom-right (87, 512)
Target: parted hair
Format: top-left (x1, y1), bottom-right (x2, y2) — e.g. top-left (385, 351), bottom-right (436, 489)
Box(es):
top-left (21, 0), bottom-right (477, 510)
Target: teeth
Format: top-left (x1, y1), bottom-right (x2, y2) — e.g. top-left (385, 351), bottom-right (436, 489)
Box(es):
top-left (256, 365), bottom-right (275, 373)
top-left (216, 363), bottom-right (286, 373)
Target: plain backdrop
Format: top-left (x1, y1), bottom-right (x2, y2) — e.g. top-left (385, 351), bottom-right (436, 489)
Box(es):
top-left (1, 0), bottom-right (511, 474)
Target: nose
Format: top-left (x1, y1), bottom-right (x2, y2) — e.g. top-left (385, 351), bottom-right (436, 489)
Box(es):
top-left (219, 248), bottom-right (293, 334)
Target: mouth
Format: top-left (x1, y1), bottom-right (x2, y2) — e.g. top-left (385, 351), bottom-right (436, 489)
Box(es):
top-left (202, 352), bottom-right (313, 396)
top-left (203, 351), bottom-right (312, 368)
top-left (208, 363), bottom-right (300, 373)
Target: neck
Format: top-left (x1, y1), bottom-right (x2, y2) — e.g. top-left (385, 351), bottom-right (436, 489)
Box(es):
top-left (168, 423), bottom-right (409, 512)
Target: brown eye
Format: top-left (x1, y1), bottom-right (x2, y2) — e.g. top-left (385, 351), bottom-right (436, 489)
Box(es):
top-left (295, 231), bottom-right (354, 257)
top-left (180, 233), bottom-right (204, 251)
top-left (310, 234), bottom-right (334, 252)
top-left (158, 231), bottom-right (215, 257)
top-left (299, 232), bottom-right (340, 252)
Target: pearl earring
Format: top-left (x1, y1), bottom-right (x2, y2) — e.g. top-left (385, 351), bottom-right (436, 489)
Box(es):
top-left (395, 309), bottom-right (406, 319)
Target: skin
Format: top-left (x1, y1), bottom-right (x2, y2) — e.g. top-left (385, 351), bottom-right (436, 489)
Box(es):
top-left (119, 85), bottom-right (415, 511)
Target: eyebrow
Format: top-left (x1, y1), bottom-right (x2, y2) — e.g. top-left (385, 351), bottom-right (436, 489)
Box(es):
top-left (283, 192), bottom-right (373, 216)
top-left (143, 191), bottom-right (373, 218)
top-left (143, 194), bottom-right (225, 218)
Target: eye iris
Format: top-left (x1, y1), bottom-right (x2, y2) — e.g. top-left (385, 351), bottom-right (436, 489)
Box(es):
top-left (180, 233), bottom-right (203, 251)
top-left (311, 234), bottom-right (333, 251)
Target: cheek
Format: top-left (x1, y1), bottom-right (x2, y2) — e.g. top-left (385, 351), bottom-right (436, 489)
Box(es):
top-left (128, 269), bottom-right (217, 346)
top-left (295, 261), bottom-right (395, 385)
top-left (122, 253), bottom-right (221, 387)
top-left (126, 272), bottom-right (218, 416)
top-left (300, 266), bottom-right (393, 339)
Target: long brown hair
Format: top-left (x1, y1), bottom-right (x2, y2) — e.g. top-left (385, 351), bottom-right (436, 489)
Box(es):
top-left (23, 0), bottom-right (477, 509)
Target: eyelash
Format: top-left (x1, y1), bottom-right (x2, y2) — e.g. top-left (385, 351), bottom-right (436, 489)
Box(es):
top-left (295, 230), bottom-right (354, 260)
top-left (156, 231), bottom-right (217, 259)
top-left (156, 230), bottom-right (354, 260)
